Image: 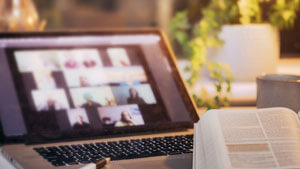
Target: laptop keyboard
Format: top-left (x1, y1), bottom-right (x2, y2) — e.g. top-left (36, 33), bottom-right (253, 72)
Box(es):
top-left (34, 134), bottom-right (193, 167)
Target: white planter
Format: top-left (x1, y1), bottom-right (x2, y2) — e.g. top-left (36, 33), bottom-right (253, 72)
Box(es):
top-left (208, 24), bottom-right (280, 81)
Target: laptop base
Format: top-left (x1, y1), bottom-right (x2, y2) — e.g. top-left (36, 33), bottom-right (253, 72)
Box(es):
top-left (2, 130), bottom-right (193, 169)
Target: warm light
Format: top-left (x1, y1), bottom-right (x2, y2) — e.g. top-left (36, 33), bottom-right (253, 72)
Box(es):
top-left (27, 16), bottom-right (34, 25)
top-left (0, 0), bottom-right (46, 31)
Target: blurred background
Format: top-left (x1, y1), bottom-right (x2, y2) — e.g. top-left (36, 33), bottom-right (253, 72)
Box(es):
top-left (0, 0), bottom-right (300, 108)
top-left (8, 0), bottom-right (296, 58)
top-left (0, 0), bottom-right (299, 58)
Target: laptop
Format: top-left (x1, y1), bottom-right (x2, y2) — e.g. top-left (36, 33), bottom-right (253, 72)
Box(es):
top-left (0, 29), bottom-right (199, 169)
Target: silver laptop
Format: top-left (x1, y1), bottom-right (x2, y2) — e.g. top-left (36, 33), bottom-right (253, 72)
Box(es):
top-left (0, 29), bottom-right (199, 169)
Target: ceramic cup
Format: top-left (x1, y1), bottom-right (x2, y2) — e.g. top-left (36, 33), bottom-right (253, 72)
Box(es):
top-left (257, 74), bottom-right (300, 113)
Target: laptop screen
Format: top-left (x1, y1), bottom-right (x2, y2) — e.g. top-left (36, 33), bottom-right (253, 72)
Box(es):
top-left (0, 30), bottom-right (198, 143)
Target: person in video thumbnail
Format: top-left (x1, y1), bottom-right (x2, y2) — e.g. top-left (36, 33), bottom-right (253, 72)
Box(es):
top-left (83, 58), bottom-right (97, 68)
top-left (127, 88), bottom-right (146, 105)
top-left (37, 97), bottom-right (65, 111)
top-left (102, 117), bottom-right (115, 127)
top-left (79, 76), bottom-right (89, 87)
top-left (81, 93), bottom-right (102, 108)
top-left (64, 57), bottom-right (79, 69)
top-left (115, 111), bottom-right (135, 127)
top-left (72, 115), bottom-right (91, 130)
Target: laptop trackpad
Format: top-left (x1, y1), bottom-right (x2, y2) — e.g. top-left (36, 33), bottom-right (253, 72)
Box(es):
top-left (114, 154), bottom-right (192, 169)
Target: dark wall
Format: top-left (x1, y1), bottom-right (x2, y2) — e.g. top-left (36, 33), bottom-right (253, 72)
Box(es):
top-left (281, 11), bottom-right (300, 57)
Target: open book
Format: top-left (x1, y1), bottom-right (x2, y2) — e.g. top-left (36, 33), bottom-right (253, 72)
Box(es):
top-left (193, 107), bottom-right (300, 169)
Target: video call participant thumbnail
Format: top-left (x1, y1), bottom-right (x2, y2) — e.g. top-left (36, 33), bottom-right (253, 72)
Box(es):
top-left (104, 66), bottom-right (147, 85)
top-left (63, 68), bottom-right (107, 88)
top-left (72, 115), bottom-right (91, 130)
top-left (67, 109), bottom-right (91, 130)
top-left (115, 111), bottom-right (136, 127)
top-left (111, 84), bottom-right (157, 106)
top-left (14, 50), bottom-right (61, 72)
top-left (81, 93), bottom-right (102, 109)
top-left (70, 87), bottom-right (116, 109)
top-left (98, 105), bottom-right (145, 128)
top-left (59, 49), bottom-right (103, 70)
top-left (31, 89), bottom-right (70, 112)
top-left (107, 48), bottom-right (131, 67)
top-left (33, 71), bottom-right (57, 90)
top-left (127, 88), bottom-right (146, 105)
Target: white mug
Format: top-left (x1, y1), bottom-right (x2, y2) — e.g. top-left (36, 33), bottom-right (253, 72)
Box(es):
top-left (257, 74), bottom-right (300, 113)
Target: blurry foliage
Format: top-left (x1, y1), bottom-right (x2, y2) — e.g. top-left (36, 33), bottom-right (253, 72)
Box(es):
top-left (171, 0), bottom-right (300, 110)
top-left (269, 0), bottom-right (300, 28)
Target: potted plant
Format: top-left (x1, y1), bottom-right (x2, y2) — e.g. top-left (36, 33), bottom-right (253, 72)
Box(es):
top-left (171, 0), bottom-right (300, 109)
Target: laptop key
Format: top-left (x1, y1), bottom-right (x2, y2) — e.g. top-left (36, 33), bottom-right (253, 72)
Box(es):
top-left (51, 161), bottom-right (65, 166)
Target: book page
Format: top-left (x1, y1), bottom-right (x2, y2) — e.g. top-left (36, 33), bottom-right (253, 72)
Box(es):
top-left (195, 111), bottom-right (230, 169)
top-left (193, 122), bottom-right (207, 169)
top-left (218, 107), bottom-right (300, 169)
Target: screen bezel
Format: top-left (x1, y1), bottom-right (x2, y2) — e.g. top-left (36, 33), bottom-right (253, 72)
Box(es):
top-left (0, 29), bottom-right (199, 144)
